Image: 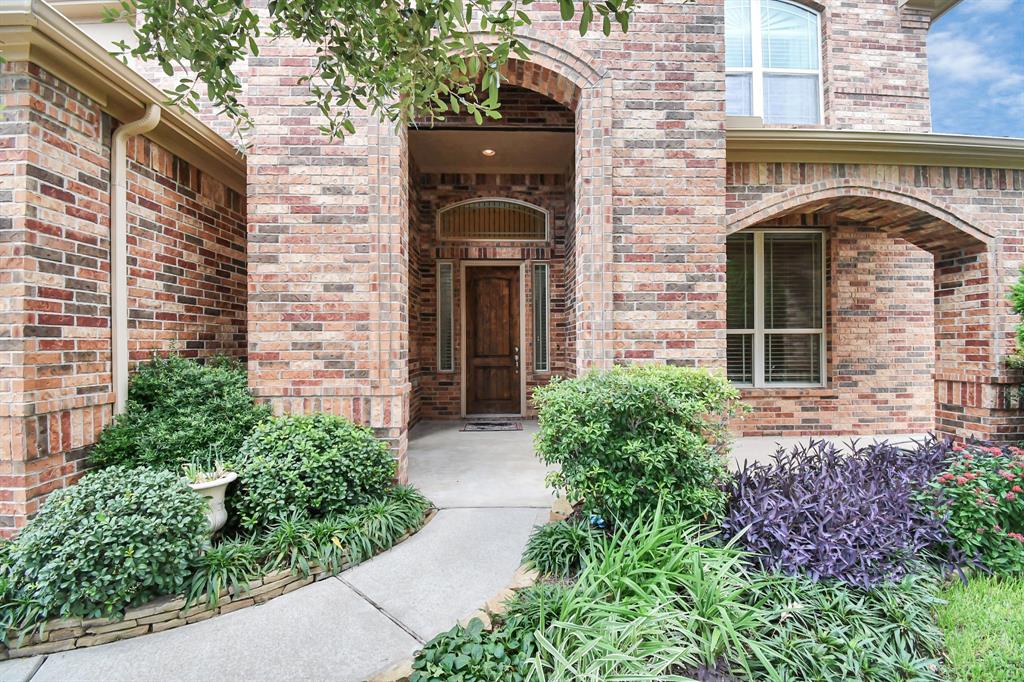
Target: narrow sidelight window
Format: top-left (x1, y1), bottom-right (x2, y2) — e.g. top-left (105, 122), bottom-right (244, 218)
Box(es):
top-left (725, 0), bottom-right (822, 124)
top-left (437, 262), bottom-right (454, 372)
top-left (533, 262), bottom-right (550, 372)
top-left (726, 230), bottom-right (825, 386)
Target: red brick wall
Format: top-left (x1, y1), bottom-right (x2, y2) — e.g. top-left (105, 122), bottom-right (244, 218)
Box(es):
top-left (245, 40), bottom-right (411, 473)
top-left (408, 158), bottom-right (425, 427)
top-left (821, 1), bottom-right (933, 132)
top-left (125, 137), bottom-right (247, 361)
top-left (410, 172), bottom-right (573, 419)
top-left (244, 0), bottom-right (724, 465)
top-left (0, 61), bottom-right (247, 534)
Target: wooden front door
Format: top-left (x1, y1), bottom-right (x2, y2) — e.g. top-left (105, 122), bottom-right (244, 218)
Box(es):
top-left (465, 266), bottom-right (521, 414)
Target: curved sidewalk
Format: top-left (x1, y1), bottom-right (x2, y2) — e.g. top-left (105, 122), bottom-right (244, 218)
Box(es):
top-left (0, 421), bottom-right (553, 682)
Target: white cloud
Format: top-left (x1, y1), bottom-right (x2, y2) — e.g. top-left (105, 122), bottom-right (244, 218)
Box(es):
top-left (929, 31), bottom-right (1012, 82)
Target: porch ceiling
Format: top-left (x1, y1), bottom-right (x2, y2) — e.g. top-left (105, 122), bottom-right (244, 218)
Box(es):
top-left (408, 129), bottom-right (573, 174)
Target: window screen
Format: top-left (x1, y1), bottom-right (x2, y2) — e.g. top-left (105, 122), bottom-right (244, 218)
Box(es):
top-left (533, 263), bottom-right (550, 372)
top-left (437, 262), bottom-right (454, 372)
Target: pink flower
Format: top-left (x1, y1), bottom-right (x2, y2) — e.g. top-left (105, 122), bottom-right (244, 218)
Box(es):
top-left (1012, 485), bottom-right (1022, 493)
top-left (1005, 492), bottom-right (1017, 501)
top-left (956, 476), bottom-right (968, 485)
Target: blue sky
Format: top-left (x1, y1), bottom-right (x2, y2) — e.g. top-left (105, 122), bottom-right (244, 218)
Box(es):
top-left (929, 0), bottom-right (1024, 138)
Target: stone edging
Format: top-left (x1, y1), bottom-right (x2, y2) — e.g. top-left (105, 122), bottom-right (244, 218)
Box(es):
top-left (0, 508), bottom-right (438, 660)
top-left (367, 497), bottom-right (571, 682)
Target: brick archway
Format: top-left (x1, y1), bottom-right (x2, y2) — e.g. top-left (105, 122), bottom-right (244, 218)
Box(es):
top-left (727, 181), bottom-right (993, 249)
top-left (725, 187), bottom-right (1019, 442)
top-left (426, 39), bottom-right (615, 371)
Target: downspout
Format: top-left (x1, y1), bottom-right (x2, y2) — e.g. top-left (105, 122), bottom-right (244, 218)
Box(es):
top-left (111, 104), bottom-right (161, 414)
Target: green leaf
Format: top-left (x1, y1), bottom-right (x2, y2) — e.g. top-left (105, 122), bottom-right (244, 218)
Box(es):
top-left (580, 3), bottom-right (593, 35)
top-left (559, 0), bottom-right (574, 21)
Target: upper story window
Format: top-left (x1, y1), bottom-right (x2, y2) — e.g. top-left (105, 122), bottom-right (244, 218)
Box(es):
top-left (726, 0), bottom-right (822, 125)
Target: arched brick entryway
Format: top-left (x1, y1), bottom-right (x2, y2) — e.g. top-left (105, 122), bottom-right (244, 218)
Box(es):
top-left (404, 49), bottom-right (617, 428)
top-left (726, 185), bottom-right (1021, 442)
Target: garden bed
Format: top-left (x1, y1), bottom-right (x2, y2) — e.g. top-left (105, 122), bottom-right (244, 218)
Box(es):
top-left (1, 508), bottom-right (436, 660)
top-left (405, 366), bottom-right (1024, 681)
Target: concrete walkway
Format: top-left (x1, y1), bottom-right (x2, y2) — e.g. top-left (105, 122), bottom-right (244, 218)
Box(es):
top-left (1, 421), bottom-right (553, 682)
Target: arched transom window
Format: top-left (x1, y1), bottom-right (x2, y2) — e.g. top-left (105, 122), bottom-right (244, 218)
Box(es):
top-left (437, 198), bottom-right (548, 242)
top-left (726, 0), bottom-right (822, 125)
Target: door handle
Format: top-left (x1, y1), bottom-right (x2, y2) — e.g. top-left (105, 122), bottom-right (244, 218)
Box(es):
top-left (514, 346), bottom-right (520, 373)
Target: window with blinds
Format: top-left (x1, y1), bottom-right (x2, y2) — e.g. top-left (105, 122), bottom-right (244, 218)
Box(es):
top-left (726, 230), bottom-right (825, 386)
top-left (533, 263), bottom-right (550, 372)
top-left (437, 262), bottom-right (454, 372)
top-left (438, 199), bottom-right (548, 241)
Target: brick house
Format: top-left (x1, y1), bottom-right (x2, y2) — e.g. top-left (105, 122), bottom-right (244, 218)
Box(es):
top-left (2, 0), bottom-right (1023, 533)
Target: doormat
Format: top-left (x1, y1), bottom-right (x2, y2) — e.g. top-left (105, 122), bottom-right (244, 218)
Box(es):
top-left (460, 421), bottom-right (523, 432)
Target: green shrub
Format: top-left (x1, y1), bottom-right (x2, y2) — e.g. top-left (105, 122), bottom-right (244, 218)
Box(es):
top-left (256, 486), bottom-right (431, 576)
top-left (938, 575), bottom-right (1024, 682)
top-left (498, 583), bottom-right (570, 634)
top-left (929, 442), bottom-right (1024, 574)
top-left (232, 413), bottom-right (396, 531)
top-left (1007, 267), bottom-right (1024, 370)
top-left (258, 513), bottom-right (319, 576)
top-left (518, 506), bottom-right (780, 680)
top-left (751, 573), bottom-right (945, 681)
top-left (186, 539), bottom-right (262, 608)
top-left (10, 466), bottom-right (207, 621)
top-left (411, 618), bottom-right (536, 682)
top-left (348, 485), bottom-right (431, 553)
top-left (91, 355), bottom-right (269, 471)
top-left (522, 518), bottom-right (602, 579)
top-left (533, 365), bottom-right (739, 527)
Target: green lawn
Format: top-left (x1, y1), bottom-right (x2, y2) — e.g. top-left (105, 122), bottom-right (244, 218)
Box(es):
top-left (937, 575), bottom-right (1024, 682)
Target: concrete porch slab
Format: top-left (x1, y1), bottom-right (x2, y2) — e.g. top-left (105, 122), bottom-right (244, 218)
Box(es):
top-left (407, 420), bottom-right (555, 509)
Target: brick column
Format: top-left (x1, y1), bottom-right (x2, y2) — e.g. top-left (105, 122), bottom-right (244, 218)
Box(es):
top-left (245, 40), bottom-right (411, 473)
top-left (0, 62), bottom-right (113, 534)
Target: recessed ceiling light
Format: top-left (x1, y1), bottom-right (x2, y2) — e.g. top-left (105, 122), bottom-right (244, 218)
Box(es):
top-left (481, 148), bottom-right (497, 157)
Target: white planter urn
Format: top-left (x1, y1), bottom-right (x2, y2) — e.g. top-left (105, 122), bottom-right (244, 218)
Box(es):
top-left (189, 471), bottom-right (238, 534)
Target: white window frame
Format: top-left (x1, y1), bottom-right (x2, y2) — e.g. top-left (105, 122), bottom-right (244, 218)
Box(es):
top-left (437, 261), bottom-right (455, 373)
top-left (727, 228), bottom-right (827, 388)
top-left (436, 197), bottom-right (550, 243)
top-left (726, 0), bottom-right (824, 124)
